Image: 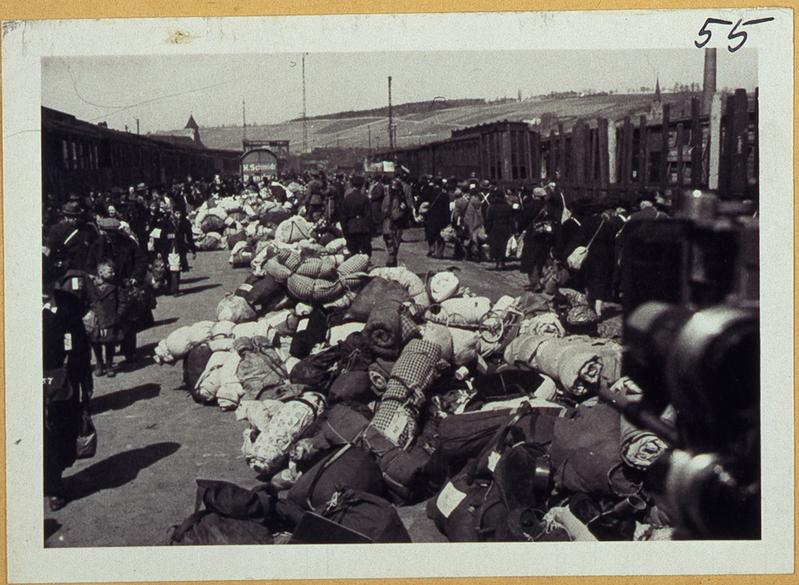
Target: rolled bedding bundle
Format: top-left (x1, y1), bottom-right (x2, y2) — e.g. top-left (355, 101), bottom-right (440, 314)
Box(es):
top-left (274, 216), bottom-right (313, 244)
top-left (518, 312), bottom-right (566, 338)
top-left (241, 392), bottom-right (326, 476)
top-left (194, 349), bottom-right (235, 404)
top-left (364, 300), bottom-right (420, 359)
top-left (195, 231), bottom-right (225, 251)
top-left (369, 266), bottom-right (429, 307)
top-left (419, 322), bottom-right (454, 363)
top-left (503, 333), bottom-right (553, 367)
top-left (428, 271), bottom-right (459, 303)
top-left (367, 339), bottom-right (443, 449)
top-left (153, 320), bottom-right (215, 364)
top-left (531, 337), bottom-right (603, 400)
top-left (427, 296), bottom-right (492, 328)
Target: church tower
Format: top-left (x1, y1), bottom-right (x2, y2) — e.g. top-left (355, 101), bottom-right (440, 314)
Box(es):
top-left (185, 114), bottom-right (202, 145)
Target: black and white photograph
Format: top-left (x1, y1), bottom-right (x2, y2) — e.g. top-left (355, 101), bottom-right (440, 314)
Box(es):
top-left (2, 10), bottom-right (794, 582)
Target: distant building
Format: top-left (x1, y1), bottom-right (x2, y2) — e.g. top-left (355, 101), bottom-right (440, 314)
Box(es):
top-left (148, 114), bottom-right (206, 149)
top-left (649, 78), bottom-right (664, 122)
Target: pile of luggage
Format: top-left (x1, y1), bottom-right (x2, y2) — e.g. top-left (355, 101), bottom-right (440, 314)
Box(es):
top-left (158, 225), bottom-right (675, 543)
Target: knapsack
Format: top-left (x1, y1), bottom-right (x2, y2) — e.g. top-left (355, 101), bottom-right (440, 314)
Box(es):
top-left (427, 406), bottom-right (554, 542)
top-left (289, 489), bottom-right (411, 544)
top-left (169, 479), bottom-right (274, 545)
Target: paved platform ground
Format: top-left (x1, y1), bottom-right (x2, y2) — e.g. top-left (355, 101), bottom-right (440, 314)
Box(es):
top-left (45, 228), bottom-right (530, 547)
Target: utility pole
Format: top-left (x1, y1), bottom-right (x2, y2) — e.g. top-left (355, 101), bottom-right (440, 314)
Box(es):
top-left (387, 76), bottom-right (394, 150)
top-left (242, 99), bottom-right (247, 144)
top-left (135, 118), bottom-right (140, 135)
top-left (302, 53), bottom-right (308, 154)
top-left (368, 124), bottom-right (372, 150)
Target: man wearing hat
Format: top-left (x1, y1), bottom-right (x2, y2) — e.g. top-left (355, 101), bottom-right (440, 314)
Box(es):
top-left (339, 175), bottom-right (373, 256)
top-left (46, 201), bottom-right (96, 273)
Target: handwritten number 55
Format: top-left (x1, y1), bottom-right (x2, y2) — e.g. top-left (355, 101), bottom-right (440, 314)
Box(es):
top-left (695, 17), bottom-right (775, 52)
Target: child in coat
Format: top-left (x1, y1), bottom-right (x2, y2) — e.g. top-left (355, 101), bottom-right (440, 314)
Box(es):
top-left (87, 260), bottom-right (127, 377)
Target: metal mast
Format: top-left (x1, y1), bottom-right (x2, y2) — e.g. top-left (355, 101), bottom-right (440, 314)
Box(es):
top-left (302, 53), bottom-right (308, 153)
top-left (242, 99), bottom-right (247, 143)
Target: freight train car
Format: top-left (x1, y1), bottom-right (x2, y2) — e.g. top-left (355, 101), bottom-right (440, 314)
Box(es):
top-left (42, 107), bottom-right (240, 198)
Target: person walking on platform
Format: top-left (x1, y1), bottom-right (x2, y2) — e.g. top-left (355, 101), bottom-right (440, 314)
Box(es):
top-left (420, 177), bottom-right (450, 259)
top-left (340, 175), bottom-right (373, 256)
top-left (381, 178), bottom-right (416, 267)
top-left (519, 187), bottom-right (553, 290)
top-left (485, 189), bottom-right (514, 270)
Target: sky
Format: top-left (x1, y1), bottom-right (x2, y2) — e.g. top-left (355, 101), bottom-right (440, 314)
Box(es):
top-left (41, 49), bottom-right (757, 134)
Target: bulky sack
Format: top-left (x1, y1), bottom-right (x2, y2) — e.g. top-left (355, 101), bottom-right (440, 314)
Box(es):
top-left (183, 343), bottom-right (214, 403)
top-left (285, 444), bottom-right (385, 514)
top-left (208, 337), bottom-right (234, 352)
top-left (324, 237), bottom-right (348, 254)
top-left (432, 296), bottom-right (492, 328)
top-left (235, 275), bottom-right (283, 313)
top-left (215, 351), bottom-right (244, 410)
top-left (346, 277), bottom-right (410, 322)
top-left (242, 392), bottom-right (326, 477)
top-left (449, 327), bottom-right (481, 366)
top-left (288, 347), bottom-right (340, 390)
top-left (216, 293), bottom-right (257, 324)
top-left (157, 321), bottom-right (214, 363)
top-left (194, 350), bottom-right (234, 403)
top-left (229, 243), bottom-right (255, 269)
top-left (532, 337), bottom-right (602, 399)
top-left (597, 315), bottom-right (623, 341)
top-left (428, 271), bottom-right (460, 303)
top-left (226, 230), bottom-right (247, 250)
top-left (200, 215), bottom-right (226, 234)
top-left (419, 322), bottom-right (454, 363)
top-left (290, 307), bottom-right (329, 359)
top-left (170, 511), bottom-right (274, 545)
top-left (232, 319), bottom-right (277, 343)
top-left (275, 216), bottom-right (313, 244)
top-left (328, 370), bottom-right (374, 404)
top-left (549, 401), bottom-right (627, 497)
top-left (369, 267), bottom-right (429, 307)
top-left (316, 489), bottom-right (411, 543)
top-left (436, 409), bottom-right (515, 473)
top-left (196, 232), bottom-right (225, 251)
top-left (211, 320), bottom-right (236, 339)
top-left (235, 341), bottom-right (288, 396)
top-left (170, 479), bottom-right (274, 546)
top-left (364, 300), bottom-right (420, 359)
top-left (518, 312), bottom-right (566, 338)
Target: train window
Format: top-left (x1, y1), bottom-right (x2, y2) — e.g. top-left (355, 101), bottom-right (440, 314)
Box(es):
top-left (71, 141), bottom-right (78, 170)
top-left (62, 140), bottom-right (69, 169)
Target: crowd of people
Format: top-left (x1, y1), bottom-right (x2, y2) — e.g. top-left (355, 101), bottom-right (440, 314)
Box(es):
top-left (42, 167), bottom-right (670, 514)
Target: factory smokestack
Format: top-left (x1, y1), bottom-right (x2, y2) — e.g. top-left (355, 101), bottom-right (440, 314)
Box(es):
top-left (702, 48), bottom-right (717, 115)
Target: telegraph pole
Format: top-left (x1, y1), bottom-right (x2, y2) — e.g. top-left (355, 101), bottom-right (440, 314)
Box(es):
top-left (135, 118), bottom-right (140, 135)
top-left (388, 76), bottom-right (394, 150)
top-left (242, 99), bottom-right (247, 143)
top-left (302, 53), bottom-right (308, 153)
top-left (368, 124), bottom-right (372, 150)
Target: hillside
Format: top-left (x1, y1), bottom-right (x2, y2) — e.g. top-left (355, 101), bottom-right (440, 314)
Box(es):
top-left (194, 92), bottom-right (698, 152)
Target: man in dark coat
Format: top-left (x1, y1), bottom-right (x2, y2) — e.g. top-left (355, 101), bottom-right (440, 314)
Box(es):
top-left (339, 175), bottom-right (373, 256)
top-left (485, 189), bottom-right (515, 270)
top-left (43, 254), bottom-right (92, 510)
top-left (47, 201), bottom-right (96, 273)
top-left (368, 176), bottom-right (387, 235)
top-left (519, 187), bottom-right (552, 289)
top-left (419, 178), bottom-right (450, 258)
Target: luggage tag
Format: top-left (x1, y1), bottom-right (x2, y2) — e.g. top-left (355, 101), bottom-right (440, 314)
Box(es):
top-left (237, 283), bottom-right (253, 293)
top-left (71, 276), bottom-right (81, 290)
top-left (436, 481), bottom-right (467, 519)
top-left (487, 450), bottom-right (501, 472)
top-left (150, 228), bottom-right (162, 239)
top-left (63, 333), bottom-right (73, 351)
top-left (383, 410), bottom-right (408, 446)
top-left (167, 233), bottom-right (176, 239)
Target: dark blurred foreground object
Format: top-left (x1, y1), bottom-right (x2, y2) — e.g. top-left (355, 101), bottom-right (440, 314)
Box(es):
top-left (612, 189), bottom-right (759, 539)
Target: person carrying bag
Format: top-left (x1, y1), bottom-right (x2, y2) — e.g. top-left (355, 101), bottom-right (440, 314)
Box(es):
top-left (567, 218), bottom-right (605, 272)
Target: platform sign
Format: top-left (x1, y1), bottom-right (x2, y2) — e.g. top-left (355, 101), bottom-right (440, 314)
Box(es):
top-left (241, 149), bottom-right (278, 183)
